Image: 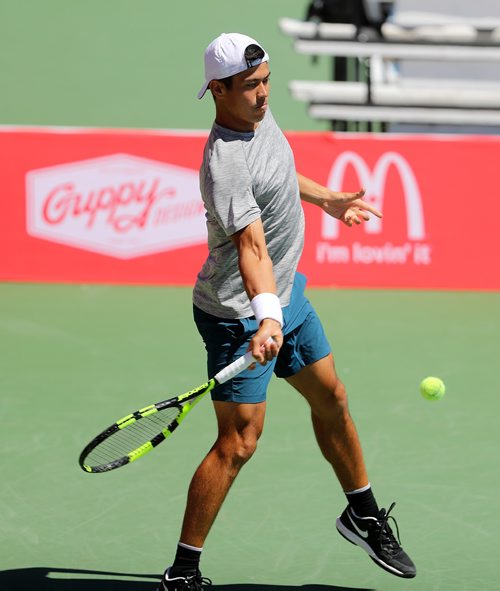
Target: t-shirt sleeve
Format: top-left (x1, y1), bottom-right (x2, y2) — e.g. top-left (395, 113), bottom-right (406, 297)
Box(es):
top-left (203, 141), bottom-right (261, 236)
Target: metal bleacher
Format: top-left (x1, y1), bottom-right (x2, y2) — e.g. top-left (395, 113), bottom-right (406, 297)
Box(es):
top-left (280, 2), bottom-right (500, 131)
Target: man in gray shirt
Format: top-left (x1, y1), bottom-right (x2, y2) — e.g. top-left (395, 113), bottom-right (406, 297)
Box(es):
top-left (193, 100), bottom-right (303, 319)
top-left (159, 33), bottom-right (416, 591)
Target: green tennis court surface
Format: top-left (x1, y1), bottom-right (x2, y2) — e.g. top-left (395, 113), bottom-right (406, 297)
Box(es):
top-left (1, 283), bottom-right (498, 590)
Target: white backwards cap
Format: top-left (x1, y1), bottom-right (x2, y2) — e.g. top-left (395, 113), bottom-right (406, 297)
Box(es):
top-left (197, 32), bottom-right (269, 99)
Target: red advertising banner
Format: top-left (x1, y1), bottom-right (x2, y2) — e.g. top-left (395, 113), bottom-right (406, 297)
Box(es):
top-left (1, 126), bottom-right (499, 290)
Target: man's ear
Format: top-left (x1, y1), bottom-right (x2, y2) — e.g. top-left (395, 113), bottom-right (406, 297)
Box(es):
top-left (210, 80), bottom-right (225, 99)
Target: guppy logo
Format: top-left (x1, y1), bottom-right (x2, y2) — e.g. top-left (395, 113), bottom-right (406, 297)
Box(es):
top-left (26, 154), bottom-right (206, 259)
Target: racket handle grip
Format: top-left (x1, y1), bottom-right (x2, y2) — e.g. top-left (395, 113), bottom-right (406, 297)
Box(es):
top-left (214, 338), bottom-right (274, 385)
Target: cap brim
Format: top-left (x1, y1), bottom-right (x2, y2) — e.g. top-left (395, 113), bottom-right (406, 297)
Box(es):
top-left (197, 81), bottom-right (209, 100)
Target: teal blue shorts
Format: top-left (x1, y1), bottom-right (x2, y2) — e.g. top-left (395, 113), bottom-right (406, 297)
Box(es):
top-left (193, 273), bottom-right (331, 403)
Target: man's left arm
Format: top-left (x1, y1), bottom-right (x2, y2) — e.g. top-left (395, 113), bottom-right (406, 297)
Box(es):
top-left (297, 172), bottom-right (382, 226)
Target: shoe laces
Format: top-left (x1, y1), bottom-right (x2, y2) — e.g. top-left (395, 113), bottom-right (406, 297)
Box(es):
top-left (376, 502), bottom-right (403, 555)
top-left (172, 571), bottom-right (212, 591)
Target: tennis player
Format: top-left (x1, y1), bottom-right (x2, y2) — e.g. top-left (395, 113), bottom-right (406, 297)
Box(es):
top-left (158, 32), bottom-right (416, 591)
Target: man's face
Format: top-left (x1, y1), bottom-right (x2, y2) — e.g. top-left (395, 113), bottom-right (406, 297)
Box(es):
top-left (212, 62), bottom-right (271, 132)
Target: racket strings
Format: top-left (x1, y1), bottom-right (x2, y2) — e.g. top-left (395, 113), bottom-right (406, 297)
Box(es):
top-left (83, 405), bottom-right (182, 468)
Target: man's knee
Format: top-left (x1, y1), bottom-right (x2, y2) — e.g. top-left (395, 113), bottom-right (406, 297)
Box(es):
top-left (234, 433), bottom-right (259, 464)
top-left (312, 378), bottom-right (350, 422)
top-left (333, 378), bottom-right (348, 408)
top-left (212, 400), bottom-right (266, 472)
top-left (216, 428), bottom-right (261, 469)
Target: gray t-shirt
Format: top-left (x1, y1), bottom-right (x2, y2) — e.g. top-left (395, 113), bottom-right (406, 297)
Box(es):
top-left (193, 109), bottom-right (305, 319)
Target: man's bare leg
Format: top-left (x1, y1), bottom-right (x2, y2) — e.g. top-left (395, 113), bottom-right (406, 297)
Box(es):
top-left (286, 353), bottom-right (368, 491)
top-left (179, 400), bottom-right (266, 547)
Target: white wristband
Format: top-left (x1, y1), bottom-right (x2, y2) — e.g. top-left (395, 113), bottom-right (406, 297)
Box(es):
top-left (250, 293), bottom-right (283, 328)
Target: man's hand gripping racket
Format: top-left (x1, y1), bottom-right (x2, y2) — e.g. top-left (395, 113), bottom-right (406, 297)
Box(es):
top-left (79, 341), bottom-right (273, 473)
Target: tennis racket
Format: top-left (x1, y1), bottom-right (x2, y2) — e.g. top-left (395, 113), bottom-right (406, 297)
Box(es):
top-left (79, 347), bottom-right (262, 473)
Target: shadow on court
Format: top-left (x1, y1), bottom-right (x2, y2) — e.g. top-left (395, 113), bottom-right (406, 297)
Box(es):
top-left (0, 567), bottom-right (375, 591)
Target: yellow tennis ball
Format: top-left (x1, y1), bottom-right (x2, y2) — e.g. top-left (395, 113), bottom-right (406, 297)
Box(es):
top-left (420, 377), bottom-right (445, 401)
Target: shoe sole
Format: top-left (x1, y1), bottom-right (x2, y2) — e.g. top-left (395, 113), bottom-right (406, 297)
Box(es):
top-left (336, 517), bottom-right (416, 579)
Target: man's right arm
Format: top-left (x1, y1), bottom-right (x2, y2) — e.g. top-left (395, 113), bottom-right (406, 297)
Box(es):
top-left (230, 218), bottom-right (283, 363)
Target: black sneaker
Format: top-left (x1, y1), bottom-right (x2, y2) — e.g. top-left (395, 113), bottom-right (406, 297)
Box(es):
top-left (158, 567), bottom-right (212, 591)
top-left (336, 502), bottom-right (416, 578)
